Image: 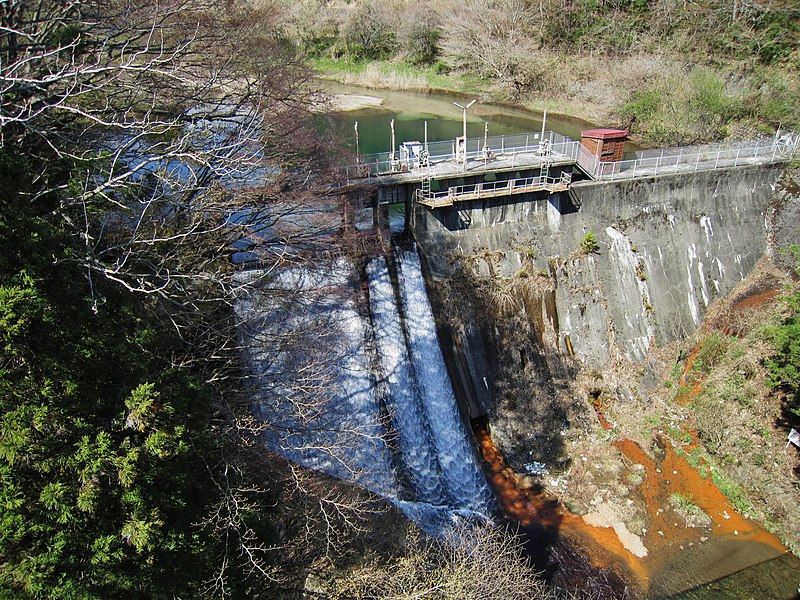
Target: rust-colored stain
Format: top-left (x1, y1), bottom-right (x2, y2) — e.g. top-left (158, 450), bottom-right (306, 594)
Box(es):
top-left (592, 397), bottom-right (613, 431)
top-left (476, 286), bottom-right (791, 595)
top-left (476, 411), bottom-right (788, 595)
top-left (731, 286), bottom-right (780, 311)
top-left (679, 342), bottom-right (703, 389)
top-left (475, 426), bottom-right (647, 586)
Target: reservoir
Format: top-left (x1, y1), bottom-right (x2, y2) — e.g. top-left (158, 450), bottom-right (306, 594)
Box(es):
top-left (321, 82), bottom-right (595, 156)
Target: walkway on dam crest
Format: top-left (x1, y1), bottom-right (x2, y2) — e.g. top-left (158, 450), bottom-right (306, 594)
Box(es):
top-left (342, 130), bottom-right (799, 207)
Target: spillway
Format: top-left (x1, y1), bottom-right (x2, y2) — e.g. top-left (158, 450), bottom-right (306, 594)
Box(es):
top-left (235, 249), bottom-right (492, 532)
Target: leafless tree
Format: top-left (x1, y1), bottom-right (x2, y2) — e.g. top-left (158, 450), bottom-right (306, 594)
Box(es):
top-left (327, 521), bottom-right (556, 599)
top-left (1, 0), bottom-right (336, 306)
top-left (341, 0), bottom-right (398, 60)
top-left (2, 0), bottom-right (389, 594)
top-left (440, 0), bottom-right (541, 93)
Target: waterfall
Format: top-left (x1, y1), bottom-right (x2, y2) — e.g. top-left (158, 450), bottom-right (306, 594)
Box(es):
top-left (235, 249), bottom-right (492, 532)
top-left (393, 250), bottom-right (492, 513)
top-left (366, 257), bottom-right (445, 504)
top-left (235, 262), bottom-right (398, 496)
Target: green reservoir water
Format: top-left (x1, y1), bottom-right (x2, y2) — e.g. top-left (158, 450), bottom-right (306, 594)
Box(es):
top-left (321, 82), bottom-right (595, 157)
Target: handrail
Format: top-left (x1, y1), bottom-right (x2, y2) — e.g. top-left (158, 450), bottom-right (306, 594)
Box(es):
top-left (416, 173), bottom-right (570, 204)
top-left (576, 144), bottom-right (601, 178)
top-left (591, 134), bottom-right (799, 181)
top-left (343, 131), bottom-right (575, 180)
top-left (341, 130), bottom-right (799, 185)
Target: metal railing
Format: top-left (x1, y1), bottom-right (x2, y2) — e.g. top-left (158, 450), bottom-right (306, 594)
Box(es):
top-left (342, 131), bottom-right (579, 182)
top-left (416, 171), bottom-right (572, 205)
top-left (577, 134), bottom-right (799, 181)
top-left (342, 129), bottom-right (798, 186)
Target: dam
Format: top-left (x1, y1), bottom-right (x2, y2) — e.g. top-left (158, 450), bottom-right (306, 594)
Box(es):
top-left (241, 112), bottom-right (800, 596)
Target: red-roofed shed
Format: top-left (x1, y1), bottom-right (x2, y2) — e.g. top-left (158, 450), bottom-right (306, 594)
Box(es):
top-left (581, 128), bottom-right (629, 162)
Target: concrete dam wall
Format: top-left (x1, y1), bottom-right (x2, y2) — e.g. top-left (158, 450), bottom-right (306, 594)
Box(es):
top-left (412, 163), bottom-right (792, 375)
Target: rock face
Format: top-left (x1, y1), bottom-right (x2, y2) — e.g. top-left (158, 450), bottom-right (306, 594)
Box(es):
top-left (413, 163), bottom-right (789, 371)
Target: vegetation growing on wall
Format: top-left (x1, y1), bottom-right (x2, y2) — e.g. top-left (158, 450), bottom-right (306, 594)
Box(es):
top-left (580, 230), bottom-right (600, 255)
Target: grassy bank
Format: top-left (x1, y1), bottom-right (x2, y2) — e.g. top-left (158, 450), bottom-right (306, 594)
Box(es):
top-left (294, 0), bottom-right (799, 141)
top-left (310, 57), bottom-right (490, 96)
top-left (310, 56), bottom-right (613, 127)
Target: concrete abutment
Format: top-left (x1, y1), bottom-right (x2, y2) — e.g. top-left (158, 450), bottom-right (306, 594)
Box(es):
top-left (413, 163), bottom-right (791, 373)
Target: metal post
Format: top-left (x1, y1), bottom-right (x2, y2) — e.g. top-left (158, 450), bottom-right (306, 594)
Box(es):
top-left (695, 153), bottom-right (701, 171)
top-left (734, 148), bottom-right (740, 167)
top-left (541, 110), bottom-right (547, 141)
top-left (354, 121), bottom-right (360, 163)
top-left (483, 122), bottom-right (489, 169)
top-left (715, 150), bottom-right (720, 169)
top-left (390, 119), bottom-right (396, 161)
top-left (453, 99), bottom-right (476, 166)
top-left (424, 120), bottom-right (428, 155)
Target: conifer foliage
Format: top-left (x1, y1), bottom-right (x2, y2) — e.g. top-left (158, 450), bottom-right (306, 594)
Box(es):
top-left (0, 1), bottom-right (325, 596)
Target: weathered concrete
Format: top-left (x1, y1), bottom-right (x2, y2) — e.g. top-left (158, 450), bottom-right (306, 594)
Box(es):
top-left (412, 163), bottom-right (791, 368)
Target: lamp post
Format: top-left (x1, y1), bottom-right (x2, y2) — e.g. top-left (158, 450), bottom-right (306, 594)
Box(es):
top-left (453, 99), bottom-right (476, 165)
top-left (354, 121), bottom-right (360, 162)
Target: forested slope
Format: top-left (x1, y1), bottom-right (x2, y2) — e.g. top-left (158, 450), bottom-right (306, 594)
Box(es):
top-left (280, 0), bottom-right (800, 144)
top-left (0, 2), bottom-right (553, 598)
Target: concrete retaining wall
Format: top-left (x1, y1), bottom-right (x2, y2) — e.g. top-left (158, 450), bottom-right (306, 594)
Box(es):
top-left (412, 163), bottom-right (789, 368)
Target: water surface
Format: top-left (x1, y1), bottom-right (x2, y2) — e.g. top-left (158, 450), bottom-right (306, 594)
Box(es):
top-left (322, 82), bottom-right (595, 156)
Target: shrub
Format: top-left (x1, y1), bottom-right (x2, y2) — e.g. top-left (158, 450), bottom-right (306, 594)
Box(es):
top-left (764, 245), bottom-right (800, 421)
top-left (400, 11), bottom-right (441, 66)
top-left (622, 69), bottom-right (738, 145)
top-left (580, 230), bottom-right (599, 254)
top-left (342, 3), bottom-right (397, 61)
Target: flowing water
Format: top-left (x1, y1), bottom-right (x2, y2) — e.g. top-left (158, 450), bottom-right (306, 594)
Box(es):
top-left (236, 249), bottom-right (492, 533)
top-left (232, 85), bottom-right (800, 595)
top-left (393, 250), bottom-right (491, 513)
